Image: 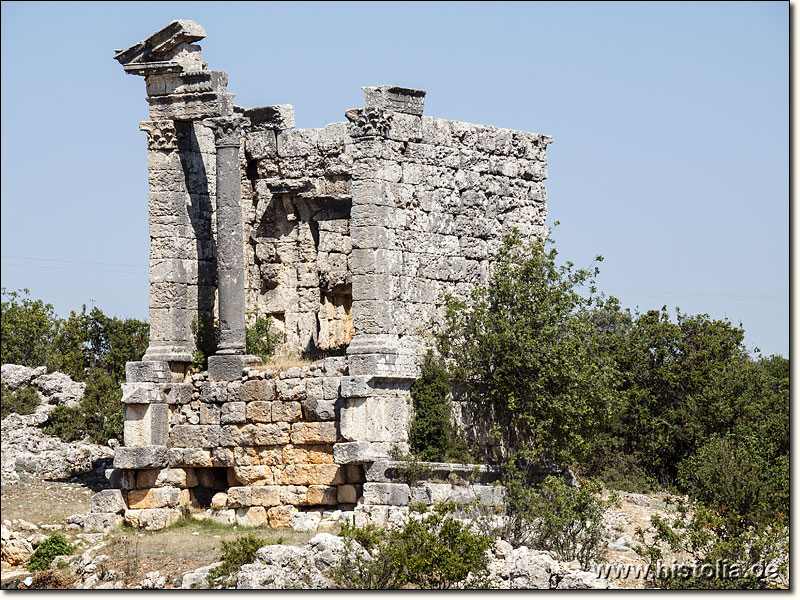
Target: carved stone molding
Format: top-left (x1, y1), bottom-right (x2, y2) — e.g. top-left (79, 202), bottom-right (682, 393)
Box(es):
top-left (205, 115), bottom-right (250, 148)
top-left (139, 120), bottom-right (177, 151)
top-left (345, 107), bottom-right (393, 138)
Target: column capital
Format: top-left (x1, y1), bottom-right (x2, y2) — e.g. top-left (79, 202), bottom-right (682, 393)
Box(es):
top-left (139, 120), bottom-right (177, 151)
top-left (205, 115), bottom-right (250, 147)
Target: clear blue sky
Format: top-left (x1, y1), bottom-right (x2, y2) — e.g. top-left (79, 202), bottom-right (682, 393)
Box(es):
top-left (1, 1), bottom-right (788, 356)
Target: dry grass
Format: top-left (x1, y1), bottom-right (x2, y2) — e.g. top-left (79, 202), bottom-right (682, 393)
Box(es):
top-left (1, 478), bottom-right (92, 525)
top-left (101, 517), bottom-right (317, 588)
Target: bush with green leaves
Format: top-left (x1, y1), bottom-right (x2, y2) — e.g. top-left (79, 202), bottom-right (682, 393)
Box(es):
top-left (245, 309), bottom-right (284, 361)
top-left (28, 533), bottom-right (74, 572)
top-left (1, 289), bottom-right (60, 368)
top-left (409, 351), bottom-right (472, 463)
top-left (500, 460), bottom-right (613, 569)
top-left (1, 384), bottom-right (40, 420)
top-left (206, 534), bottom-right (279, 588)
top-left (44, 368), bottom-right (124, 444)
top-left (635, 498), bottom-right (788, 589)
top-left (437, 229), bottom-right (615, 466)
top-left (332, 504), bottom-right (493, 589)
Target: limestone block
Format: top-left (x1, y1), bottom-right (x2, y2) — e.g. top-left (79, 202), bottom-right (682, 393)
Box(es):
top-left (234, 445), bottom-right (284, 466)
top-left (124, 508), bottom-right (181, 531)
top-left (306, 485), bottom-right (338, 506)
top-left (337, 484), bottom-right (358, 504)
top-left (128, 487), bottom-right (182, 509)
top-left (387, 506), bottom-right (410, 527)
top-left (290, 511), bottom-right (321, 533)
top-left (353, 505), bottom-right (389, 528)
top-left (290, 422), bottom-right (338, 444)
top-left (245, 130), bottom-right (277, 159)
top-left (244, 379), bottom-right (275, 402)
top-left (246, 401), bottom-right (272, 423)
top-left (226, 486), bottom-right (252, 508)
top-left (105, 469), bottom-right (136, 490)
top-left (362, 483), bottom-right (409, 506)
top-left (280, 464), bottom-right (344, 486)
top-left (200, 382), bottom-right (228, 403)
top-left (339, 376), bottom-right (372, 398)
top-left (165, 383), bottom-right (193, 404)
top-left (168, 448), bottom-right (212, 468)
top-left (272, 401), bottom-right (302, 423)
top-left (251, 423), bottom-right (291, 445)
top-left (236, 506), bottom-right (267, 527)
top-left (126, 361), bottom-right (172, 383)
top-left (220, 401), bottom-right (246, 424)
top-left (251, 486), bottom-right (281, 507)
top-left (339, 397), bottom-right (367, 441)
top-left (121, 382), bottom-right (163, 404)
top-left (204, 509), bottom-right (236, 525)
top-left (227, 381), bottom-right (244, 402)
top-left (267, 505), bottom-right (298, 528)
top-left (280, 485), bottom-right (308, 505)
top-left (333, 441), bottom-right (385, 465)
top-left (212, 447), bottom-right (235, 467)
top-left (91, 490), bottom-right (127, 514)
top-left (199, 403), bottom-right (221, 425)
top-left (277, 378), bottom-right (306, 402)
top-left (323, 357), bottom-right (347, 376)
top-left (210, 493), bottom-right (228, 510)
top-left (233, 466), bottom-right (276, 486)
top-left (114, 445), bottom-right (168, 469)
top-left (245, 104), bottom-right (295, 130)
top-left (208, 354), bottom-right (261, 381)
top-left (83, 513), bottom-right (123, 533)
top-left (170, 424), bottom-right (220, 448)
top-left (283, 444), bottom-right (334, 465)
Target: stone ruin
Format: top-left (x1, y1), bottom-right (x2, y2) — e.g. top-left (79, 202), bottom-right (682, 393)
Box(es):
top-left (85, 20), bottom-right (552, 532)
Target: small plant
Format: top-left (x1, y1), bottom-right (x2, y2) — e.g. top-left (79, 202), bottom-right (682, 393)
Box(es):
top-left (190, 314), bottom-right (219, 371)
top-left (500, 458), bottom-right (614, 569)
top-left (245, 309), bottom-right (283, 361)
top-left (206, 534), bottom-right (276, 588)
top-left (28, 569), bottom-right (75, 589)
top-left (388, 448), bottom-right (433, 485)
top-left (1, 384), bottom-right (40, 419)
top-left (333, 504), bottom-right (493, 589)
top-left (28, 533), bottom-right (74, 572)
top-left (409, 351), bottom-right (473, 463)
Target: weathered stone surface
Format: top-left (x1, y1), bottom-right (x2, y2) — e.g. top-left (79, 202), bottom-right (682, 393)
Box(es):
top-left (90, 490), bottom-right (127, 514)
top-left (114, 445), bottom-right (168, 469)
top-left (337, 484), bottom-right (358, 504)
top-left (306, 485), bottom-right (338, 506)
top-left (290, 422), bottom-right (338, 444)
top-left (221, 401), bottom-right (246, 424)
top-left (236, 544), bottom-right (326, 589)
top-left (266, 505), bottom-right (298, 528)
top-left (362, 482), bottom-right (409, 506)
top-left (83, 512), bottom-right (123, 532)
top-left (128, 486), bottom-right (182, 509)
top-left (136, 467), bottom-right (198, 489)
top-left (333, 441), bottom-right (381, 464)
top-left (236, 506), bottom-right (268, 527)
top-left (250, 486), bottom-right (282, 507)
top-left (208, 354), bottom-right (261, 381)
top-left (124, 508), bottom-right (181, 531)
top-left (280, 464), bottom-right (344, 486)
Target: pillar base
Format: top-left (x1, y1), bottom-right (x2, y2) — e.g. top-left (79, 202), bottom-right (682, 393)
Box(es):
top-left (142, 343), bottom-right (193, 364)
top-left (208, 354), bottom-right (262, 381)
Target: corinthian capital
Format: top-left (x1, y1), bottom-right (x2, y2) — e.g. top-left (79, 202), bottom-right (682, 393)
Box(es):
top-left (139, 120), bottom-right (177, 151)
top-left (205, 115), bottom-right (251, 148)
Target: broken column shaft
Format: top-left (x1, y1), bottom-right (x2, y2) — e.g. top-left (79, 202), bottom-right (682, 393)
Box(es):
top-left (206, 115), bottom-right (250, 355)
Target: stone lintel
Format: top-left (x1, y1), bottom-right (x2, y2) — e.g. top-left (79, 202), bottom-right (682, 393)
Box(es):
top-left (363, 85), bottom-right (426, 115)
top-left (114, 445), bottom-right (169, 469)
top-left (115, 20), bottom-right (206, 73)
top-left (243, 105), bottom-right (295, 130)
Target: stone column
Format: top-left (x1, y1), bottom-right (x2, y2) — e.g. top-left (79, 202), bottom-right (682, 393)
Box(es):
top-left (206, 115), bottom-right (250, 354)
top-left (139, 119), bottom-right (194, 363)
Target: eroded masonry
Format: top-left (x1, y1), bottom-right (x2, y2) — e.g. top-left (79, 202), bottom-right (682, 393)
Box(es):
top-left (85, 20), bottom-right (552, 532)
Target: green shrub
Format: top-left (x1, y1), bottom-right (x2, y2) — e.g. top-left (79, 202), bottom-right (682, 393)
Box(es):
top-left (44, 368), bottom-right (123, 445)
top-left (500, 460), bottom-right (613, 569)
top-left (437, 230), bottom-right (615, 466)
top-left (245, 310), bottom-right (283, 361)
top-left (28, 533), bottom-right (74, 572)
top-left (333, 504), bottom-right (493, 589)
top-left (635, 499), bottom-right (788, 589)
top-left (409, 351), bottom-right (472, 463)
top-left (1, 288), bottom-right (60, 368)
top-left (1, 384), bottom-right (40, 419)
top-left (190, 314), bottom-right (219, 371)
top-left (206, 534), bottom-right (277, 588)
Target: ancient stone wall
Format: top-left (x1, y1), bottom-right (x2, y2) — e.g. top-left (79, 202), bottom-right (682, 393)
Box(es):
top-left (103, 20), bottom-right (552, 531)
